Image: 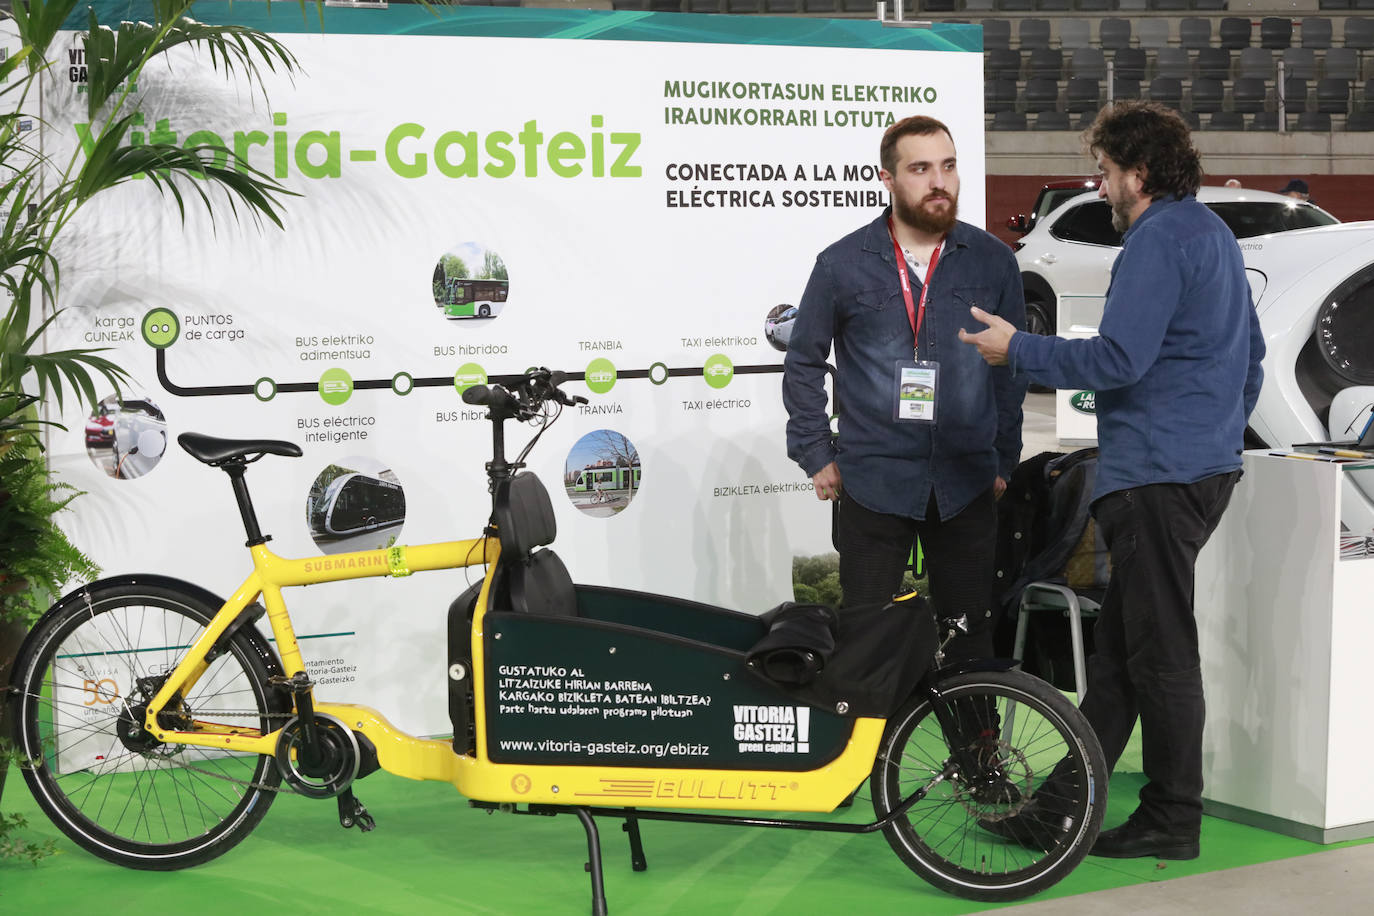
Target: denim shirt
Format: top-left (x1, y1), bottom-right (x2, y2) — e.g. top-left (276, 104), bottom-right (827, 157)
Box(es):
top-left (783, 210), bottom-right (1027, 521)
top-left (1008, 195), bottom-right (1265, 502)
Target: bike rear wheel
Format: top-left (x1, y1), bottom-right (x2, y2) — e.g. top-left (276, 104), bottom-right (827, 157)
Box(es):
top-left (870, 669), bottom-right (1106, 902)
top-left (7, 581), bottom-right (288, 869)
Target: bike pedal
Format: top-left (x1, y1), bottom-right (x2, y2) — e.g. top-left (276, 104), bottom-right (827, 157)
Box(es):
top-left (338, 792), bottom-right (376, 832)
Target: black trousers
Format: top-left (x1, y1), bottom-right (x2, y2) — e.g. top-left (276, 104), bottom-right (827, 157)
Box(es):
top-left (836, 489), bottom-right (997, 664)
top-left (1075, 472), bottom-right (1239, 833)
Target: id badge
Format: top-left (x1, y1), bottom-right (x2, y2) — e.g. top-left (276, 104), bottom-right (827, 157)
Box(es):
top-left (894, 360), bottom-right (939, 423)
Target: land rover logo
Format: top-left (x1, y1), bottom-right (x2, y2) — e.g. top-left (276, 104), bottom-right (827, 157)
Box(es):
top-left (1070, 391), bottom-right (1096, 414)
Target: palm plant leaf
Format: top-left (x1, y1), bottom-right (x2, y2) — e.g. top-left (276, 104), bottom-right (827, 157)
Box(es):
top-left (71, 113), bottom-right (295, 227)
top-left (83, 4), bottom-right (299, 119)
top-left (7, 0), bottom-right (84, 69)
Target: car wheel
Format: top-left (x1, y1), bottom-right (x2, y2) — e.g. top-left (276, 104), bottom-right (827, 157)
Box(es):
top-left (1024, 297), bottom-right (1055, 393)
top-left (1025, 298), bottom-right (1054, 338)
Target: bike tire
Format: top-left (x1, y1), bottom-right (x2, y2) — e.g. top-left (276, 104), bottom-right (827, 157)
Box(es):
top-left (7, 581), bottom-right (289, 870)
top-left (869, 669), bottom-right (1106, 902)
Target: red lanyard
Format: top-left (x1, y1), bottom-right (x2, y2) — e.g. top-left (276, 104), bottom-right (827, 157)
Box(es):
top-left (888, 217), bottom-right (942, 356)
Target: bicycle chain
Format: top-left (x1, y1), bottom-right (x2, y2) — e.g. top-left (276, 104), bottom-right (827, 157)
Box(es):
top-left (150, 709), bottom-right (298, 793)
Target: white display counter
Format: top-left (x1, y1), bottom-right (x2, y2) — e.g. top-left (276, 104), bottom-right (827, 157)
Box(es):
top-left (1197, 451), bottom-right (1374, 842)
top-left (1052, 294), bottom-right (1105, 446)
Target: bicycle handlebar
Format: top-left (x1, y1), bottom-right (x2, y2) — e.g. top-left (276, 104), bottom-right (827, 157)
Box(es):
top-left (461, 367), bottom-right (586, 422)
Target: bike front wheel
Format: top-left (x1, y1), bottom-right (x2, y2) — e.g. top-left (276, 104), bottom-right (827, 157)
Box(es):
top-left (869, 669), bottom-right (1106, 902)
top-left (7, 581), bottom-right (289, 869)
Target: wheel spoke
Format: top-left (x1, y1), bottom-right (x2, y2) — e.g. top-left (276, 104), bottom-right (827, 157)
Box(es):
top-left (14, 586), bottom-right (284, 867)
top-left (871, 671), bottom-right (1105, 901)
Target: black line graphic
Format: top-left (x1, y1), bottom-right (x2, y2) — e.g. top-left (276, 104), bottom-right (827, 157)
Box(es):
top-left (155, 349), bottom-right (784, 399)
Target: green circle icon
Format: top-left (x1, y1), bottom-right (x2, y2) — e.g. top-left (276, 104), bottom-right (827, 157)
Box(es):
top-left (703, 354), bottom-right (734, 389)
top-left (454, 362), bottom-right (487, 394)
top-left (319, 368), bottom-right (354, 406)
top-left (392, 371), bottom-right (414, 396)
top-left (648, 362), bottom-right (670, 386)
top-left (254, 377), bottom-right (277, 402)
top-left (586, 358), bottom-right (617, 395)
top-left (141, 308), bottom-right (180, 348)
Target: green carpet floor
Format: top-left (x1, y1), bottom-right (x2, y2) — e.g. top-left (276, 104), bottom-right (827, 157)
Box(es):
top-left (1, 756), bottom-right (1365, 915)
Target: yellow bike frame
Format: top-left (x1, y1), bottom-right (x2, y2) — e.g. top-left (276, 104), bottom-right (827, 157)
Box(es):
top-left (143, 536), bottom-right (884, 813)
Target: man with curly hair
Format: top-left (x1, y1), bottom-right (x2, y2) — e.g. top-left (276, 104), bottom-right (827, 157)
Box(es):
top-left (960, 102), bottom-right (1266, 860)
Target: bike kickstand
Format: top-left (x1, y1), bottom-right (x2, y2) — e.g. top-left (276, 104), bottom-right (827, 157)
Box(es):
top-left (338, 789), bottom-right (376, 832)
top-left (573, 807), bottom-right (609, 916)
top-left (622, 809), bottom-right (647, 872)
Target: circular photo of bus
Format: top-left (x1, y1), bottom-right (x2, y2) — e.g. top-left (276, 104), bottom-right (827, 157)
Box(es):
top-left (85, 393), bottom-right (169, 480)
top-left (431, 242), bottom-right (509, 322)
top-left (564, 430), bottom-right (641, 518)
top-left (764, 303), bottom-right (798, 352)
top-left (305, 457), bottom-right (407, 554)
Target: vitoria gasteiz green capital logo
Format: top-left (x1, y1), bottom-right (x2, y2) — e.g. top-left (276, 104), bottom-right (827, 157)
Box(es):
top-left (1069, 391), bottom-right (1096, 414)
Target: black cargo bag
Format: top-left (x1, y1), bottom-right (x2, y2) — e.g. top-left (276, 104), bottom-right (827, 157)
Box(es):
top-left (747, 597), bottom-right (939, 718)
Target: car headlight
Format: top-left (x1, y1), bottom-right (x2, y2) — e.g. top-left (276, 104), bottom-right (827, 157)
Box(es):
top-left (1316, 264), bottom-right (1374, 387)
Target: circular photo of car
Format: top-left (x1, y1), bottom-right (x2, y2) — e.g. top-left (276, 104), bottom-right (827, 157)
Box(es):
top-left (431, 242), bottom-right (509, 322)
top-left (564, 430), bottom-right (641, 518)
top-left (764, 303), bottom-right (798, 352)
top-left (305, 457), bottom-right (407, 555)
top-left (85, 394), bottom-right (168, 480)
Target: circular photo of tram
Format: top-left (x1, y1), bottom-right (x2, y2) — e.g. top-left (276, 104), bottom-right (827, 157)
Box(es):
top-left (431, 242), bottom-right (509, 322)
top-left (305, 457), bottom-right (407, 554)
top-left (84, 393), bottom-right (169, 480)
top-left (564, 430), bottom-right (641, 518)
top-left (764, 303), bottom-right (798, 352)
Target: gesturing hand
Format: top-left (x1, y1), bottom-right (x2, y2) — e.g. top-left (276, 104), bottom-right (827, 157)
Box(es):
top-left (957, 306), bottom-right (1016, 366)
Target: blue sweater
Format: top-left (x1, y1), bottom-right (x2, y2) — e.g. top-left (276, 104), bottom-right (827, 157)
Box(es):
top-left (1008, 195), bottom-right (1265, 502)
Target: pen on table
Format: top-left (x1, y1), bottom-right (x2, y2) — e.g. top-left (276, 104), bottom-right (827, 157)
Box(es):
top-left (1270, 451), bottom-right (1343, 461)
top-left (1317, 447), bottom-right (1373, 459)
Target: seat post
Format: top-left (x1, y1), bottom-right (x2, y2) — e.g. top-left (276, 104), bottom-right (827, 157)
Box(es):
top-left (223, 460), bottom-right (269, 546)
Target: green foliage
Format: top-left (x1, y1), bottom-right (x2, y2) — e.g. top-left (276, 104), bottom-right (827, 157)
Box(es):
top-left (0, 448), bottom-right (99, 625)
top-left (441, 253), bottom-right (470, 280)
top-left (0, 0), bottom-right (318, 839)
top-left (0, 811), bottom-right (57, 864)
top-left (791, 552), bottom-right (926, 608)
top-left (1, 0), bottom-right (303, 449)
top-left (480, 249), bottom-right (507, 281)
top-left (792, 553), bottom-right (843, 607)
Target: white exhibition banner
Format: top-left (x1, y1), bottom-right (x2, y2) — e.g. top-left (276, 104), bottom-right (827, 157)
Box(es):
top-left (41, 5), bottom-right (984, 735)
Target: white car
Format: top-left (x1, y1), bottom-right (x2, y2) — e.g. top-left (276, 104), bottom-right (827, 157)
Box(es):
top-left (1030, 213), bottom-right (1374, 533)
top-left (764, 305), bottom-right (798, 352)
top-left (1015, 186), bottom-right (1339, 338)
top-left (1240, 223), bottom-right (1374, 532)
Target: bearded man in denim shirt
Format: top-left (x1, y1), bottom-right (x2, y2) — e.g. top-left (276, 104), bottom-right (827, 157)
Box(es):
top-left (783, 115), bottom-right (1027, 667)
top-left (962, 102), bottom-right (1266, 860)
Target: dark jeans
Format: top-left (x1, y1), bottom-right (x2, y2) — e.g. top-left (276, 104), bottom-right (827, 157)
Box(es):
top-left (836, 489), bottom-right (997, 664)
top-left (1075, 471), bottom-right (1239, 834)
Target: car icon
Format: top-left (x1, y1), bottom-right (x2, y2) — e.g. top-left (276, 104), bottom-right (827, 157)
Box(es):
top-left (706, 363), bottom-right (732, 378)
